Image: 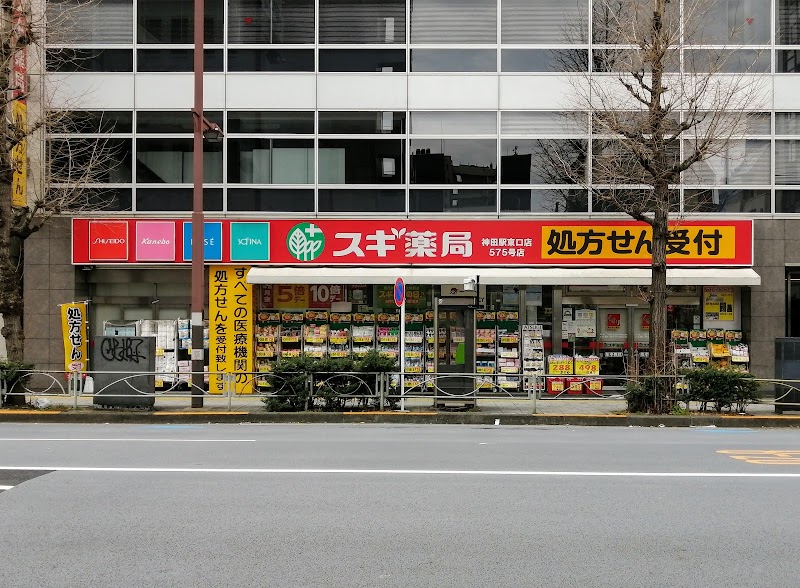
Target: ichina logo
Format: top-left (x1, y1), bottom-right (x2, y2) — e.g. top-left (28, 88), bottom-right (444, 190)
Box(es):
top-left (287, 222), bottom-right (325, 262)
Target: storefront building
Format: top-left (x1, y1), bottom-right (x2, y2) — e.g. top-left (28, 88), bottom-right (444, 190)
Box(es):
top-left (21, 0), bottom-right (800, 385)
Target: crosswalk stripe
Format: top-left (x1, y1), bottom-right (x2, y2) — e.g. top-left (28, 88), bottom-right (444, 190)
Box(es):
top-left (0, 485), bottom-right (14, 490)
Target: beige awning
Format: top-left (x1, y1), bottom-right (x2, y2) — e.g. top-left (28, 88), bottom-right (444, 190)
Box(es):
top-left (246, 266), bottom-right (760, 286)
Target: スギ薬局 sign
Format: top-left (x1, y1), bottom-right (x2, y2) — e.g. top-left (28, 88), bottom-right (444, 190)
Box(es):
top-left (72, 219), bottom-right (753, 267)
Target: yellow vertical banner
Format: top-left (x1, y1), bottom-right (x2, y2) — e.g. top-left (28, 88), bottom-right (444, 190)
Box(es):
top-left (10, 0), bottom-right (28, 208)
top-left (11, 101), bottom-right (26, 208)
top-left (60, 303), bottom-right (88, 372)
top-left (209, 266), bottom-right (253, 394)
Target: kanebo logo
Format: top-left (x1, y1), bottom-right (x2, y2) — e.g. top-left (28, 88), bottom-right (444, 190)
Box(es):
top-left (93, 238), bottom-right (126, 245)
top-left (141, 238), bottom-right (170, 245)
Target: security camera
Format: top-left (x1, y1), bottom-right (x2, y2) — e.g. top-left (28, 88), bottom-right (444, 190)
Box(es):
top-left (463, 276), bottom-right (478, 292)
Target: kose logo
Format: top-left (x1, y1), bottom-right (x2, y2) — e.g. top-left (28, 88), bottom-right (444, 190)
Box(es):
top-left (92, 238), bottom-right (126, 245)
top-left (287, 223), bottom-right (325, 261)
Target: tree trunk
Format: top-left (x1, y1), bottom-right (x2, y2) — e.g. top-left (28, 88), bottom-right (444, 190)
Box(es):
top-left (648, 199), bottom-right (670, 413)
top-left (0, 183), bottom-right (27, 406)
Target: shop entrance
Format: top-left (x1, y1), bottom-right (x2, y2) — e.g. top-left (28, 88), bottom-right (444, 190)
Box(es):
top-left (434, 304), bottom-right (476, 407)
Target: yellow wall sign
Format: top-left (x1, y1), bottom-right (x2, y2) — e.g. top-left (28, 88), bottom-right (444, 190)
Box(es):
top-left (703, 286), bottom-right (735, 322)
top-left (60, 302), bottom-right (88, 372)
top-left (209, 266), bottom-right (253, 394)
top-left (11, 101), bottom-right (26, 208)
top-left (540, 222), bottom-right (743, 265)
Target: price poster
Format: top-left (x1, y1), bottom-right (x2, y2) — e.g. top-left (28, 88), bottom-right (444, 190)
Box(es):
top-left (547, 357), bottom-right (574, 375)
top-left (260, 284), bottom-right (344, 309)
top-left (703, 286), bottom-right (734, 321)
top-left (574, 357), bottom-right (600, 375)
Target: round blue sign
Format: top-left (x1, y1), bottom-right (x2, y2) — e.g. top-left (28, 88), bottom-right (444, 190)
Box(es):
top-left (393, 278), bottom-right (405, 307)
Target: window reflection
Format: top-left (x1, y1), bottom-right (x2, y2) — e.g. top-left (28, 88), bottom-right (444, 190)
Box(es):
top-left (319, 49), bottom-right (406, 72)
top-left (410, 189), bottom-right (496, 212)
top-left (137, 49), bottom-right (223, 72)
top-left (502, 49), bottom-right (587, 72)
top-left (320, 0), bottom-right (406, 44)
top-left (501, 189), bottom-right (588, 213)
top-left (776, 190), bottom-right (800, 213)
top-left (319, 112), bottom-right (406, 134)
top-left (137, 0), bottom-right (223, 43)
top-left (228, 0), bottom-right (314, 44)
top-left (502, 0), bottom-right (587, 44)
top-left (683, 140), bottom-right (770, 185)
top-left (228, 49), bottom-right (314, 71)
top-left (685, 189), bottom-right (770, 213)
top-left (687, 0), bottom-right (770, 45)
top-left (228, 139), bottom-right (314, 184)
top-left (318, 139), bottom-right (404, 184)
top-left (137, 111), bottom-right (222, 134)
top-left (411, 139), bottom-right (497, 183)
top-left (227, 112), bottom-right (314, 134)
top-left (136, 188), bottom-right (223, 211)
top-left (136, 139), bottom-right (222, 183)
top-left (501, 140), bottom-right (587, 184)
top-left (410, 0), bottom-right (497, 43)
top-left (227, 189), bottom-right (314, 212)
top-left (318, 189), bottom-right (405, 212)
top-left (411, 112), bottom-right (496, 135)
top-left (411, 49), bottom-right (496, 72)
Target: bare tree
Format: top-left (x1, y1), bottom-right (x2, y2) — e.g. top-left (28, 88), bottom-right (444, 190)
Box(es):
top-left (0, 0), bottom-right (119, 391)
top-left (546, 0), bottom-right (765, 411)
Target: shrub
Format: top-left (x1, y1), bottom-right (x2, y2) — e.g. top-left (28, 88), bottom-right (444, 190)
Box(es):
top-left (0, 361), bottom-right (34, 406)
top-left (263, 356), bottom-right (314, 412)
top-left (682, 367), bottom-right (761, 413)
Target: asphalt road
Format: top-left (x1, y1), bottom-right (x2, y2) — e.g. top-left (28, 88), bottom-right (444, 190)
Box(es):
top-left (0, 423), bottom-right (798, 588)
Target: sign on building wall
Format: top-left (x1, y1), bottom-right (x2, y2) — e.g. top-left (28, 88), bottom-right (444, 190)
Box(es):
top-left (10, 0), bottom-right (28, 208)
top-left (209, 266), bottom-right (253, 394)
top-left (60, 302), bottom-right (88, 372)
top-left (703, 286), bottom-right (735, 322)
top-left (72, 219), bottom-right (754, 267)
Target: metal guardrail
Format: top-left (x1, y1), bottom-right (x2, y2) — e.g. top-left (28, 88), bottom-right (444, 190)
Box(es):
top-left (0, 370), bottom-right (797, 412)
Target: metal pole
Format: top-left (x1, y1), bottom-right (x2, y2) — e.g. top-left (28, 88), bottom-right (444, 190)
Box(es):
top-left (190, 0), bottom-right (206, 408)
top-left (400, 298), bottom-right (406, 411)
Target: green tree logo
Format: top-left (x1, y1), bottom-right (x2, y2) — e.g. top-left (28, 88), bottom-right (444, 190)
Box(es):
top-left (286, 222), bottom-right (325, 261)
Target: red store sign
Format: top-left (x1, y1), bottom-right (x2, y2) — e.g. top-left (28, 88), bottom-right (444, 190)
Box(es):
top-left (72, 218), bottom-right (753, 267)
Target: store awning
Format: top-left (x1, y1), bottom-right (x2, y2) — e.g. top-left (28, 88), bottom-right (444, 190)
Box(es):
top-left (246, 266), bottom-right (761, 286)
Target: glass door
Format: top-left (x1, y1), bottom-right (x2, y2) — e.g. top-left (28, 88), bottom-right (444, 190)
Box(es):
top-left (598, 307), bottom-right (628, 378)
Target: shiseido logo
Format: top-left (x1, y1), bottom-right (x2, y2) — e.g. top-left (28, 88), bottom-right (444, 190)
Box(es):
top-left (141, 238), bottom-right (169, 245)
top-left (92, 238), bottom-right (126, 245)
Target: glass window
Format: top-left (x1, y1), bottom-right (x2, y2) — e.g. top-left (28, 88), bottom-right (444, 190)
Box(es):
top-left (228, 0), bottom-right (314, 44)
top-left (228, 49), bottom-right (314, 72)
top-left (137, 0), bottom-right (223, 44)
top-left (502, 0), bottom-right (587, 44)
top-left (777, 113), bottom-right (800, 135)
top-left (49, 0), bottom-right (133, 44)
top-left (592, 139), bottom-right (679, 185)
top-left (592, 48), bottom-right (680, 73)
top-left (777, 0), bottom-right (800, 44)
top-left (227, 188), bottom-right (315, 212)
top-left (227, 139), bottom-right (314, 184)
top-left (776, 141), bottom-right (800, 184)
top-left (49, 138), bottom-right (133, 183)
top-left (319, 112), bottom-right (406, 134)
top-left (502, 49), bottom-right (587, 72)
top-left (319, 49), bottom-right (406, 72)
top-left (778, 50), bottom-right (800, 73)
top-left (501, 189), bottom-right (588, 213)
top-left (690, 112), bottom-right (771, 137)
top-left (684, 189), bottom-right (771, 213)
top-left (789, 270), bottom-right (800, 336)
top-left (410, 189), bottom-right (496, 213)
top-left (411, 112), bottom-right (496, 135)
top-left (683, 140), bottom-right (770, 185)
top-left (502, 112), bottom-right (588, 136)
top-left (411, 49), bottom-right (496, 72)
top-left (410, 139), bottom-right (497, 184)
top-left (46, 49), bottom-right (133, 72)
top-left (61, 111), bottom-right (134, 134)
top-left (410, 0), bottom-right (497, 43)
top-left (318, 189), bottom-right (405, 212)
top-left (776, 190), bottom-right (800, 213)
top-left (501, 140), bottom-right (588, 184)
top-left (83, 188), bottom-right (133, 211)
top-left (685, 49), bottom-right (770, 73)
top-left (136, 49), bottom-right (223, 72)
top-left (137, 111), bottom-right (223, 134)
top-left (228, 112), bottom-right (314, 134)
top-left (592, 189), bottom-right (680, 213)
top-left (136, 188), bottom-right (223, 211)
top-left (687, 0), bottom-right (770, 45)
top-left (318, 139), bottom-right (404, 184)
top-left (320, 0), bottom-right (406, 44)
top-left (136, 138), bottom-right (223, 183)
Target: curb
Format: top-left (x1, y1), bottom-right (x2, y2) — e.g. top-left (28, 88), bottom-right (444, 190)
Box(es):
top-left (0, 410), bottom-right (799, 427)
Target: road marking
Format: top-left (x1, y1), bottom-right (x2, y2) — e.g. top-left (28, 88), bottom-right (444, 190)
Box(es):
top-left (0, 438), bottom-right (256, 443)
top-left (0, 466), bottom-right (798, 478)
top-left (718, 450), bottom-right (800, 465)
top-left (0, 485), bottom-right (13, 490)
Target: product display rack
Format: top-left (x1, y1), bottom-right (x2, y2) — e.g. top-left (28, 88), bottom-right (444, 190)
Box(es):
top-left (352, 312), bottom-right (376, 357)
top-left (522, 324), bottom-right (546, 393)
top-left (254, 312), bottom-right (280, 389)
top-left (496, 312), bottom-right (520, 389)
top-left (671, 329), bottom-right (749, 372)
top-left (475, 311), bottom-right (497, 383)
top-left (404, 312), bottom-right (425, 389)
top-left (376, 311), bottom-right (400, 358)
top-left (303, 311), bottom-right (329, 358)
top-left (279, 312), bottom-right (304, 359)
top-left (142, 319), bottom-right (178, 389)
top-left (328, 312), bottom-right (352, 358)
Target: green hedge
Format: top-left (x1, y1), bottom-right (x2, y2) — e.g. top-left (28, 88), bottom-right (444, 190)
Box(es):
top-left (681, 366), bottom-right (761, 413)
top-left (0, 361), bottom-right (34, 405)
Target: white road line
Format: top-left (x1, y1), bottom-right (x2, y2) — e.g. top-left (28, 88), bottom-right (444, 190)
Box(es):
top-left (0, 466), bottom-right (797, 478)
top-left (0, 439), bottom-right (255, 443)
top-left (0, 485), bottom-right (13, 490)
